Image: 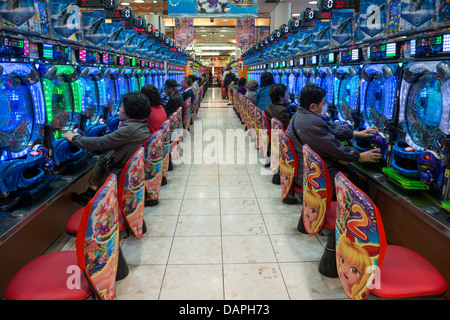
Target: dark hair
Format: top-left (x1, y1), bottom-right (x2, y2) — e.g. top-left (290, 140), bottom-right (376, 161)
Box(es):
top-left (183, 76), bottom-right (193, 86)
top-left (260, 72), bottom-right (274, 87)
top-left (269, 83), bottom-right (287, 104)
top-left (238, 77), bottom-right (246, 86)
top-left (188, 74), bottom-right (196, 82)
top-left (141, 84), bottom-right (161, 107)
top-left (122, 92), bottom-right (151, 119)
top-left (300, 83), bottom-right (326, 110)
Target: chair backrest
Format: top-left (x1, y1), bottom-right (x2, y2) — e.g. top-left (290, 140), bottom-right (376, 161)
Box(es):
top-left (143, 130), bottom-right (164, 202)
top-left (175, 106), bottom-right (183, 142)
top-left (118, 146), bottom-right (145, 238)
top-left (254, 106), bottom-right (263, 150)
top-left (183, 97), bottom-right (192, 130)
top-left (168, 108), bottom-right (182, 159)
top-left (76, 173), bottom-right (120, 300)
top-left (270, 118), bottom-right (284, 173)
top-left (335, 172), bottom-right (387, 300)
top-left (279, 129), bottom-right (299, 200)
top-left (260, 111), bottom-right (271, 159)
top-left (161, 119), bottom-right (171, 177)
top-left (302, 144), bottom-right (333, 234)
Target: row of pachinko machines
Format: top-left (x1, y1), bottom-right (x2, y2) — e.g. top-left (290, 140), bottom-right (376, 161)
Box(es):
top-left (247, 30), bottom-right (450, 208)
top-left (0, 33), bottom-right (185, 213)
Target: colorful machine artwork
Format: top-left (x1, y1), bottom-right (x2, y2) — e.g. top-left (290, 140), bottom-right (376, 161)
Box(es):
top-left (279, 129), bottom-right (297, 200)
top-left (334, 172), bottom-right (387, 300)
top-left (270, 118), bottom-right (282, 173)
top-left (76, 173), bottom-right (120, 300)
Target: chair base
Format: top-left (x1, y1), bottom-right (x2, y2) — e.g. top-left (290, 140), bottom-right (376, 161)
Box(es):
top-left (145, 199), bottom-right (159, 206)
top-left (116, 247), bottom-right (129, 281)
top-left (272, 172), bottom-right (280, 185)
top-left (318, 228), bottom-right (338, 278)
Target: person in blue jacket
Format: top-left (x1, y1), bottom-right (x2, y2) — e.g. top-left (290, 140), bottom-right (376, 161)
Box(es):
top-left (255, 71), bottom-right (274, 111)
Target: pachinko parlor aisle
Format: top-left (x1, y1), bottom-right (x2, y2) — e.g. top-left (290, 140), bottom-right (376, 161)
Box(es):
top-left (0, 0), bottom-right (449, 304)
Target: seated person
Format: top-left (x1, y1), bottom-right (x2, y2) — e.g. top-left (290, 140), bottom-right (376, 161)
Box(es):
top-left (65, 92), bottom-right (151, 206)
top-left (245, 79), bottom-right (258, 103)
top-left (164, 79), bottom-right (185, 117)
top-left (286, 83), bottom-right (382, 189)
top-left (141, 84), bottom-right (168, 134)
top-left (181, 76), bottom-right (196, 103)
top-left (188, 74), bottom-right (199, 97)
top-left (264, 83), bottom-right (292, 130)
top-left (237, 77), bottom-right (247, 95)
top-left (255, 72), bottom-right (274, 111)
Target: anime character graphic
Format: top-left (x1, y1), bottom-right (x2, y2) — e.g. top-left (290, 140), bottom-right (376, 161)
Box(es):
top-left (279, 159), bottom-right (295, 199)
top-left (336, 236), bottom-right (372, 300)
top-left (303, 186), bottom-right (326, 234)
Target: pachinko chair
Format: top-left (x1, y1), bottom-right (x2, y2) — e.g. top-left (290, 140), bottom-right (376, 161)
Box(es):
top-left (161, 119), bottom-right (171, 182)
top-left (335, 172), bottom-right (447, 300)
top-left (66, 147), bottom-right (146, 241)
top-left (298, 144), bottom-right (338, 277)
top-left (143, 130), bottom-right (164, 207)
top-left (5, 174), bottom-right (123, 300)
top-left (169, 107), bottom-right (183, 161)
top-left (183, 97), bottom-right (192, 131)
top-left (279, 129), bottom-right (302, 204)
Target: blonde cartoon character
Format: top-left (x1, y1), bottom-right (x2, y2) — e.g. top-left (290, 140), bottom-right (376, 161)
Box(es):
top-left (336, 236), bottom-right (372, 300)
top-left (302, 186), bottom-right (325, 234)
top-left (279, 160), bottom-right (295, 198)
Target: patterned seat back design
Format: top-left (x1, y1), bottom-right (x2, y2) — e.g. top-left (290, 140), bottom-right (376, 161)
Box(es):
top-left (118, 147), bottom-right (145, 238)
top-left (144, 130), bottom-right (165, 200)
top-left (270, 118), bottom-right (283, 173)
top-left (259, 111), bottom-right (271, 159)
top-left (302, 144), bottom-right (333, 234)
top-left (161, 119), bottom-right (171, 178)
top-left (76, 173), bottom-right (120, 300)
top-left (183, 97), bottom-right (192, 130)
top-left (143, 130), bottom-right (164, 201)
top-left (169, 107), bottom-right (182, 159)
top-left (335, 172), bottom-right (387, 300)
top-left (279, 129), bottom-right (298, 200)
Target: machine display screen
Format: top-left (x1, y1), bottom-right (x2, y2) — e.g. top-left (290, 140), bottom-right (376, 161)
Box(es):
top-left (406, 73), bottom-right (443, 147)
top-left (77, 49), bottom-right (86, 62)
top-left (0, 36), bottom-right (28, 58)
top-left (0, 73), bottom-right (34, 153)
top-left (340, 48), bottom-right (361, 63)
top-left (369, 43), bottom-right (398, 60)
top-left (29, 44), bottom-right (39, 59)
top-left (411, 34), bottom-right (450, 57)
top-left (42, 44), bottom-right (54, 60)
top-left (102, 53), bottom-right (109, 64)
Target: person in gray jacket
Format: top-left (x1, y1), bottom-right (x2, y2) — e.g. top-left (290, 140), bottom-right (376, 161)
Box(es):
top-left (286, 83), bottom-right (382, 189)
top-left (64, 92), bottom-right (151, 206)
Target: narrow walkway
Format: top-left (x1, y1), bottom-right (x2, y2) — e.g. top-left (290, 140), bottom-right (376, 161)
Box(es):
top-left (55, 87), bottom-right (346, 300)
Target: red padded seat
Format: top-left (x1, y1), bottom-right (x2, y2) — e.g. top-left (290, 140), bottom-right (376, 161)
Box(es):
top-left (66, 207), bottom-right (84, 235)
top-left (371, 245), bottom-right (447, 299)
top-left (5, 251), bottom-right (91, 300)
top-left (323, 201), bottom-right (337, 230)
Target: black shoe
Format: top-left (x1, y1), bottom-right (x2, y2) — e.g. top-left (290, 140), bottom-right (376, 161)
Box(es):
top-left (145, 199), bottom-right (159, 206)
top-left (264, 162), bottom-right (270, 168)
top-left (272, 173), bottom-right (280, 185)
top-left (282, 195), bottom-right (298, 205)
top-left (71, 188), bottom-right (96, 206)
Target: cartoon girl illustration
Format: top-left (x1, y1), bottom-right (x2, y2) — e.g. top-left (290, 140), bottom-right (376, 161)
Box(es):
top-left (302, 186), bottom-right (325, 234)
top-left (279, 160), bottom-right (294, 198)
top-left (336, 236), bottom-right (372, 300)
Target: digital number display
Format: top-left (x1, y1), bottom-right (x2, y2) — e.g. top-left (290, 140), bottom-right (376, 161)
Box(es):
top-left (0, 35), bottom-right (29, 58)
top-left (318, 0), bottom-right (357, 11)
top-left (340, 48), bottom-right (361, 62)
top-left (78, 0), bottom-right (118, 9)
top-left (411, 34), bottom-right (450, 57)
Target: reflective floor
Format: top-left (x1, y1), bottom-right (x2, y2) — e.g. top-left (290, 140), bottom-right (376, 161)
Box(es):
top-left (52, 87), bottom-right (347, 300)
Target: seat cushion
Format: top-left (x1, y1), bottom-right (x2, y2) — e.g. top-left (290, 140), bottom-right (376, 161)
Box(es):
top-left (5, 251), bottom-right (92, 300)
top-left (66, 207), bottom-right (85, 236)
top-left (371, 245), bottom-right (447, 299)
top-left (323, 201), bottom-right (337, 230)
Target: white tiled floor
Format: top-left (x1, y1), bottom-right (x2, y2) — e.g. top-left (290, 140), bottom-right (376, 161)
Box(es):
top-left (53, 87), bottom-right (347, 300)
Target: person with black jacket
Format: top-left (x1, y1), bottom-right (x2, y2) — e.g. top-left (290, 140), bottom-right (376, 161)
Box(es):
top-left (264, 83), bottom-right (292, 130)
top-left (164, 79), bottom-right (185, 117)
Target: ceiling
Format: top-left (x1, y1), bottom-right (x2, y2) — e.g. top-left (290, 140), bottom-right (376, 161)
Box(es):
top-left (119, 0), bottom-right (317, 65)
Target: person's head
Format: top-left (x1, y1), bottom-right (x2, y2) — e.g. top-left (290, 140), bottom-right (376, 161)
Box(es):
top-left (120, 92), bottom-right (151, 121)
top-left (300, 83), bottom-right (327, 116)
top-left (238, 77), bottom-right (246, 87)
top-left (269, 83), bottom-right (288, 104)
top-left (260, 72), bottom-right (274, 87)
top-left (225, 66), bottom-right (231, 71)
top-left (247, 79), bottom-right (258, 91)
top-left (141, 84), bottom-right (161, 107)
top-left (164, 79), bottom-right (180, 96)
top-left (188, 74), bottom-right (197, 83)
top-left (181, 76), bottom-right (193, 89)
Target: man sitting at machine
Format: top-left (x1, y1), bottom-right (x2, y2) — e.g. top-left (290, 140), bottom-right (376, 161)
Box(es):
top-left (286, 83), bottom-right (382, 191)
top-left (164, 79), bottom-right (186, 117)
top-left (64, 92), bottom-right (151, 206)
